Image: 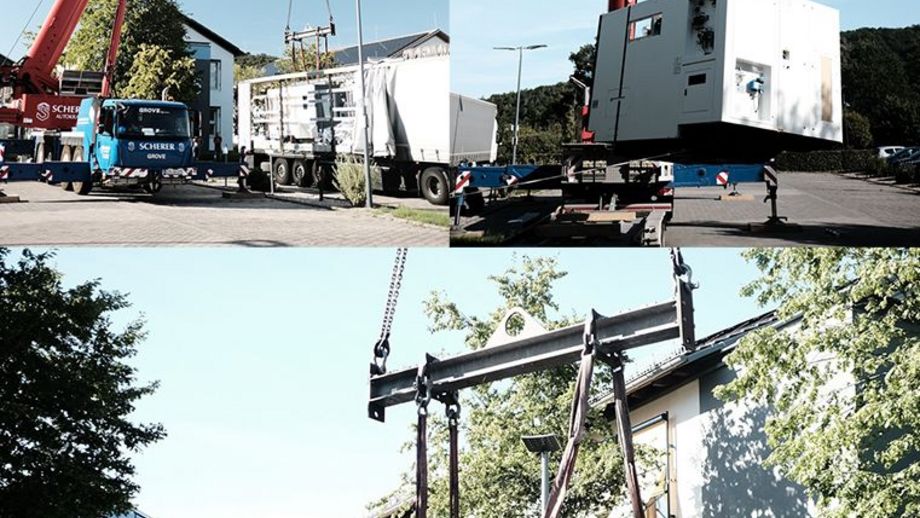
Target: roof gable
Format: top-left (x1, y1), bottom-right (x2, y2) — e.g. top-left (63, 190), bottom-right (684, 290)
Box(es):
top-left (182, 15), bottom-right (245, 57)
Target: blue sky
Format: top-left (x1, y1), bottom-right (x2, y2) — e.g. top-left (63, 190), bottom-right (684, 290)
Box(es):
top-left (452, 0), bottom-right (920, 97)
top-left (12, 247), bottom-right (768, 518)
top-left (0, 0), bottom-right (448, 61)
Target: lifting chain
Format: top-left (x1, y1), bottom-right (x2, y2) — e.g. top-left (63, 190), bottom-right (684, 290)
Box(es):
top-left (371, 248), bottom-right (408, 376)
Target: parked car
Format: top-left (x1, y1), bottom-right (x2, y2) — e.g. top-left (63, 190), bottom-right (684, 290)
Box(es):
top-left (887, 147), bottom-right (920, 165)
top-left (877, 146), bottom-right (905, 159)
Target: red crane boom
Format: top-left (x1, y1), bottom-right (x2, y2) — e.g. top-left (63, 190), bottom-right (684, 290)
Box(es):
top-left (0, 0), bottom-right (127, 130)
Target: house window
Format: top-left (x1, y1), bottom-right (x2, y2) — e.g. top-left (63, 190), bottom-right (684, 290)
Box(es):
top-left (210, 60), bottom-right (222, 91)
top-left (629, 13), bottom-right (663, 41)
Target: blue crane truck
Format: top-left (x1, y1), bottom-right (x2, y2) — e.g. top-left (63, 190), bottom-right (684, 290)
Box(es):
top-left (1, 97), bottom-right (246, 196)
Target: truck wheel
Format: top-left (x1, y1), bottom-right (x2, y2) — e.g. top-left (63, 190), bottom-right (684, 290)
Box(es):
top-left (60, 146), bottom-right (74, 191)
top-left (72, 181), bottom-right (93, 196)
top-left (144, 175), bottom-right (163, 194)
top-left (420, 167), bottom-right (449, 206)
top-left (272, 158), bottom-right (292, 185)
top-left (292, 160), bottom-right (311, 187)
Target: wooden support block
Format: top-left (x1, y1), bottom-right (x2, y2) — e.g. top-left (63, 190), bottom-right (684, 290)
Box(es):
top-left (720, 194), bottom-right (755, 202)
top-left (587, 211), bottom-right (637, 223)
top-left (0, 194), bottom-right (23, 204)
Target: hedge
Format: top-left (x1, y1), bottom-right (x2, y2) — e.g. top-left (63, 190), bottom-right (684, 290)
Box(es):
top-left (774, 149), bottom-right (876, 172)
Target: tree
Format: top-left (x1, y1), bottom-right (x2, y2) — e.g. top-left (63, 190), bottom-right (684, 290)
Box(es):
top-left (120, 44), bottom-right (199, 102)
top-left (484, 43), bottom-right (594, 164)
top-left (569, 44), bottom-right (596, 85)
top-left (716, 248), bottom-right (920, 517)
top-left (843, 109), bottom-right (873, 149)
top-left (275, 43), bottom-right (336, 74)
top-left (0, 249), bottom-right (165, 518)
top-left (64, 0), bottom-right (199, 103)
top-left (370, 256), bottom-right (626, 517)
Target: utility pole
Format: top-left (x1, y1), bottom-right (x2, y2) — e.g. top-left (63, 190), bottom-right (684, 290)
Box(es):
top-left (355, 0), bottom-right (373, 207)
top-left (494, 44), bottom-right (547, 165)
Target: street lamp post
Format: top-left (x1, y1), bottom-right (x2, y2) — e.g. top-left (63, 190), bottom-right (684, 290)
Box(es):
top-left (355, 0), bottom-right (373, 208)
top-left (522, 434), bottom-right (562, 513)
top-left (494, 44), bottom-right (547, 165)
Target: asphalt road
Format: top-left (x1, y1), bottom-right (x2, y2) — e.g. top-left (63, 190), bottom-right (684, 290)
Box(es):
top-left (0, 182), bottom-right (447, 247)
top-left (666, 172), bottom-right (920, 247)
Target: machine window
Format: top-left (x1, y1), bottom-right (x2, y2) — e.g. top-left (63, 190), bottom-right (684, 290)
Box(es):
top-left (630, 14), bottom-right (663, 41)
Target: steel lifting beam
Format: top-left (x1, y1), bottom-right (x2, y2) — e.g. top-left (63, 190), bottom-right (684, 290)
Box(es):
top-left (370, 292), bottom-right (693, 422)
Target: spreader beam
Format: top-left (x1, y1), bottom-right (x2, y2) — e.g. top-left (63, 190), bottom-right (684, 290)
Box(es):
top-left (369, 298), bottom-right (688, 422)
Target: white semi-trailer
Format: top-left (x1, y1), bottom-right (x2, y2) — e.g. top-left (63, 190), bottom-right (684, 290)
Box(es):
top-left (237, 50), bottom-right (451, 204)
top-left (450, 93), bottom-right (498, 165)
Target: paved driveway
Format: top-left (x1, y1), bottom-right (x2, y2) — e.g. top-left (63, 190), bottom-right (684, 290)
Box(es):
top-left (667, 173), bottom-right (920, 247)
top-left (0, 183), bottom-right (446, 247)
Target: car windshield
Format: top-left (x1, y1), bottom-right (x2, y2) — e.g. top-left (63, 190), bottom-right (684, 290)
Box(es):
top-left (116, 105), bottom-right (190, 139)
top-left (890, 148), bottom-right (916, 160)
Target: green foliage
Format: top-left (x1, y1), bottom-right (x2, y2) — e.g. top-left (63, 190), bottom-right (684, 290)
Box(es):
top-left (65, 0), bottom-right (198, 103)
top-left (569, 44), bottom-right (596, 85)
top-left (844, 109), bottom-right (874, 149)
top-left (864, 156), bottom-right (888, 177)
top-left (773, 149), bottom-right (875, 172)
top-left (841, 26), bottom-right (920, 145)
top-left (717, 249), bottom-right (920, 518)
top-left (120, 44), bottom-right (199, 102)
top-left (275, 44), bottom-right (336, 74)
top-left (334, 155), bottom-right (377, 207)
top-left (0, 249), bottom-right (164, 518)
top-left (372, 257), bottom-right (626, 517)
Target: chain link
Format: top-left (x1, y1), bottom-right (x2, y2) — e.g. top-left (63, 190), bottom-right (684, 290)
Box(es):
top-left (372, 248), bottom-right (408, 376)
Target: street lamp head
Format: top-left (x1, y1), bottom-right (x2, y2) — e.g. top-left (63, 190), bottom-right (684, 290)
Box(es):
top-left (493, 46), bottom-right (517, 51)
top-left (524, 44), bottom-right (548, 50)
top-left (521, 434), bottom-right (562, 454)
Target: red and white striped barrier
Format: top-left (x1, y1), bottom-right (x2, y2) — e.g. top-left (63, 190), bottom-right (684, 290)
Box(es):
top-left (40, 170), bottom-right (54, 183)
top-left (112, 168), bottom-right (149, 178)
top-left (716, 170), bottom-right (730, 187)
top-left (0, 144), bottom-right (6, 164)
top-left (454, 171), bottom-right (471, 194)
top-left (764, 166), bottom-right (778, 186)
top-left (0, 165), bottom-right (9, 181)
top-left (239, 165), bottom-right (250, 178)
top-left (504, 174), bottom-right (520, 187)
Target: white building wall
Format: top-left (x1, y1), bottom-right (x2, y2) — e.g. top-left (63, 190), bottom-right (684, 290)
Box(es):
top-left (184, 25), bottom-right (236, 151)
top-left (610, 380), bottom-right (703, 518)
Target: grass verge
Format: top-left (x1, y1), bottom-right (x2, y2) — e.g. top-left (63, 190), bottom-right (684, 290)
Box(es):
top-left (376, 206), bottom-right (451, 228)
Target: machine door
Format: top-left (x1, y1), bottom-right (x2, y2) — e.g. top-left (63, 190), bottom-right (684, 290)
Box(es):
top-left (92, 106), bottom-right (118, 171)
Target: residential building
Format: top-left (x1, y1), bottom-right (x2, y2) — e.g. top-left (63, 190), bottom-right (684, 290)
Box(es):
top-left (332, 29), bottom-right (449, 66)
top-left (182, 15), bottom-right (244, 153)
top-left (595, 310), bottom-right (827, 517)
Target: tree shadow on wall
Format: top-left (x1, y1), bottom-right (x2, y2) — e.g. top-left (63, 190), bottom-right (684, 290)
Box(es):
top-left (700, 404), bottom-right (811, 518)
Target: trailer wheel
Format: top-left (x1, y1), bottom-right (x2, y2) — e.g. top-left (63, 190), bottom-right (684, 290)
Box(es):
top-left (420, 167), bottom-right (449, 206)
top-left (272, 158), bottom-right (292, 185)
top-left (292, 160), bottom-right (311, 187)
top-left (72, 180), bottom-right (93, 196)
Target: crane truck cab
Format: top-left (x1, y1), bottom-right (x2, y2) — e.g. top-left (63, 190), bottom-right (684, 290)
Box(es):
top-left (72, 98), bottom-right (196, 194)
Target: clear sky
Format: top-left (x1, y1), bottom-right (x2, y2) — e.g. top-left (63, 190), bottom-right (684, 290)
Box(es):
top-left (11, 247), bottom-right (769, 518)
top-left (452, 0), bottom-right (920, 97)
top-left (0, 0), bottom-right (448, 61)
